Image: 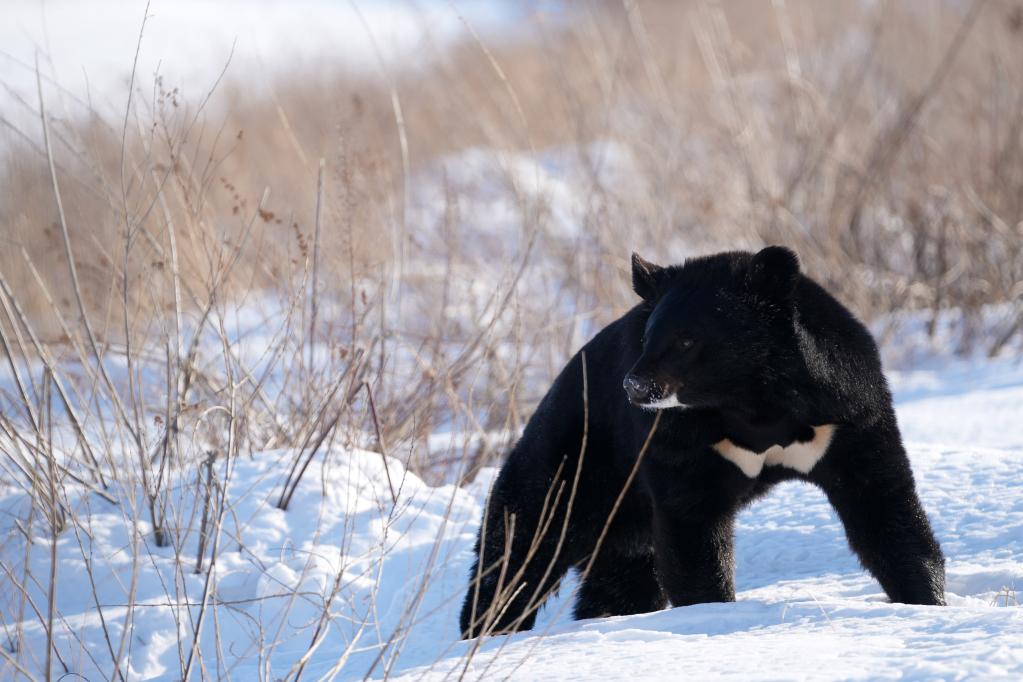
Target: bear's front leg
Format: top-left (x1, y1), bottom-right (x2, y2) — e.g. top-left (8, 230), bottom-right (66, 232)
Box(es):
top-left (650, 502), bottom-right (737, 607)
top-left (811, 425), bottom-right (946, 605)
top-left (574, 548), bottom-right (667, 620)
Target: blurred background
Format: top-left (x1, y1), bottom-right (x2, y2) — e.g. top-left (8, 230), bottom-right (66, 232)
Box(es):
top-left (2, 0), bottom-right (1022, 479)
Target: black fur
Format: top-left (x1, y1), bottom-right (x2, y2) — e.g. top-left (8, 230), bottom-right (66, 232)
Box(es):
top-left (459, 247), bottom-right (945, 638)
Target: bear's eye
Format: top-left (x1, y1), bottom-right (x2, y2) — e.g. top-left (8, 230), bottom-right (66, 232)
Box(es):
top-left (679, 339), bottom-right (694, 350)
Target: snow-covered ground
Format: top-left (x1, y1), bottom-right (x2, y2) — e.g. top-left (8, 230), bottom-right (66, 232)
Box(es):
top-left (2, 347), bottom-right (1021, 680)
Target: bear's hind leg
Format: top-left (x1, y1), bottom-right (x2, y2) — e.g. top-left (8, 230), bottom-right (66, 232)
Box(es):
top-left (460, 465), bottom-right (583, 638)
top-left (460, 518), bottom-right (577, 638)
top-left (574, 549), bottom-right (667, 620)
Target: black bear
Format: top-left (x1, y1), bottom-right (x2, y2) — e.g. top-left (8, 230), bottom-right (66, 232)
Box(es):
top-left (459, 246), bottom-right (945, 638)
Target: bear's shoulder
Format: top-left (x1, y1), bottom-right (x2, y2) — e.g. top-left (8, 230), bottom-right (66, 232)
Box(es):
top-left (790, 275), bottom-right (890, 424)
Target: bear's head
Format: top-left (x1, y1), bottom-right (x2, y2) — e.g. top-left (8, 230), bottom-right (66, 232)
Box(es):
top-left (623, 246), bottom-right (802, 414)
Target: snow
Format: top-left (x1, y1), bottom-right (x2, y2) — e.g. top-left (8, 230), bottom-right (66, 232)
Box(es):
top-left (884, 307), bottom-right (1023, 451)
top-left (890, 357), bottom-right (1023, 451)
top-left (399, 439), bottom-right (1023, 682)
top-left (2, 341), bottom-right (1022, 680)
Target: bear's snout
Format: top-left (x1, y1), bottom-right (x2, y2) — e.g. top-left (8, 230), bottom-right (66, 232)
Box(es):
top-left (623, 373), bottom-right (660, 404)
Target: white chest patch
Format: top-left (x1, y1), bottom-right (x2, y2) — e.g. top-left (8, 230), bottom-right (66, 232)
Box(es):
top-left (712, 424), bottom-right (836, 478)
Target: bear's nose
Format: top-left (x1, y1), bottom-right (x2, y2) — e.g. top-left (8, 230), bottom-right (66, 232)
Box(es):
top-left (623, 374), bottom-right (656, 404)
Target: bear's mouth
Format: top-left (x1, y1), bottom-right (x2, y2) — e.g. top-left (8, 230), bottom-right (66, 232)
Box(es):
top-left (623, 372), bottom-right (694, 411)
top-left (623, 376), bottom-right (690, 410)
top-left (635, 394), bottom-right (691, 411)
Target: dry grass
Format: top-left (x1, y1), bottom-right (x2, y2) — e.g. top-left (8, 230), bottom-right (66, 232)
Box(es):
top-left (3, 1), bottom-right (1022, 349)
top-left (2, 1), bottom-right (1021, 476)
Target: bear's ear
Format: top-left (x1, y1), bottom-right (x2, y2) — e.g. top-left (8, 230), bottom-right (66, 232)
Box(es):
top-left (631, 252), bottom-right (664, 302)
top-left (747, 246), bottom-right (800, 302)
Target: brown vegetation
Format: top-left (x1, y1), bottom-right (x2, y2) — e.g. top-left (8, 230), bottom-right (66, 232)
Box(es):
top-left (1, 0), bottom-right (1022, 473)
